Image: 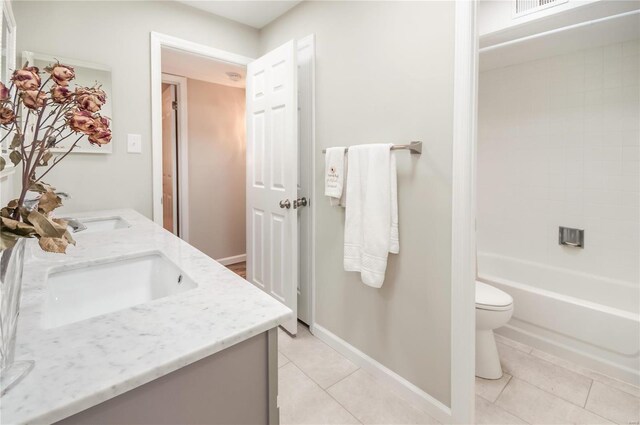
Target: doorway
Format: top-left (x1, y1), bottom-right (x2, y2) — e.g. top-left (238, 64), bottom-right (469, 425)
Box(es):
top-left (160, 78), bottom-right (184, 237)
top-left (161, 49), bottom-right (247, 270)
top-left (151, 33), bottom-right (315, 335)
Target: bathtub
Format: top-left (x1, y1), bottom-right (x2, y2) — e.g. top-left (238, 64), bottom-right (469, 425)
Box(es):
top-left (478, 252), bottom-right (640, 386)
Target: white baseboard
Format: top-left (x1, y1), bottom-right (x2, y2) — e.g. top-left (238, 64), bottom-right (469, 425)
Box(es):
top-left (310, 324), bottom-right (452, 424)
top-left (216, 254), bottom-right (246, 266)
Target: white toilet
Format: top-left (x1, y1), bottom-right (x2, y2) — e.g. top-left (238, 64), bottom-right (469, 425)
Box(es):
top-left (475, 281), bottom-right (513, 379)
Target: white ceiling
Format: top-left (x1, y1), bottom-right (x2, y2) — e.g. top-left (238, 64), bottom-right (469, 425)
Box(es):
top-left (161, 47), bottom-right (246, 88)
top-left (177, 1), bottom-right (302, 29)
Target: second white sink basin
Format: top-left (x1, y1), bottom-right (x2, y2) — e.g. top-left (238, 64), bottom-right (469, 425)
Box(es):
top-left (70, 216), bottom-right (131, 234)
top-left (43, 253), bottom-right (197, 329)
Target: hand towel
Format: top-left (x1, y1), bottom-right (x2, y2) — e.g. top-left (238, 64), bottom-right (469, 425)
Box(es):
top-left (344, 144), bottom-right (399, 288)
top-left (330, 155), bottom-right (348, 207)
top-left (325, 147), bottom-right (346, 206)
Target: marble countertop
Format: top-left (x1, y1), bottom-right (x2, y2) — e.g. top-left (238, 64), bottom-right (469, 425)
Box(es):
top-left (1, 209), bottom-right (293, 425)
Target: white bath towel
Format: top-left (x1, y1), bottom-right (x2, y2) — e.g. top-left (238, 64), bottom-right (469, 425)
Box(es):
top-left (325, 147), bottom-right (346, 206)
top-left (344, 144), bottom-right (399, 288)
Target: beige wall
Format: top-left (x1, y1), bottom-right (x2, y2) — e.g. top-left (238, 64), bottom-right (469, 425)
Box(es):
top-left (260, 1), bottom-right (455, 405)
top-left (12, 1), bottom-right (259, 217)
top-left (186, 79), bottom-right (246, 260)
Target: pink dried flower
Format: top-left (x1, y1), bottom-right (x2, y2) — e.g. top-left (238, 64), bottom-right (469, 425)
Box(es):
top-left (48, 63), bottom-right (75, 86)
top-left (51, 85), bottom-right (72, 104)
top-left (11, 66), bottom-right (40, 90)
top-left (67, 109), bottom-right (96, 134)
top-left (0, 106), bottom-right (16, 125)
top-left (0, 82), bottom-right (10, 101)
top-left (75, 87), bottom-right (106, 113)
top-left (20, 90), bottom-right (47, 109)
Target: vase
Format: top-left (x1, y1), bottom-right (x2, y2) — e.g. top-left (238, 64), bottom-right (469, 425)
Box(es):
top-left (0, 238), bottom-right (33, 397)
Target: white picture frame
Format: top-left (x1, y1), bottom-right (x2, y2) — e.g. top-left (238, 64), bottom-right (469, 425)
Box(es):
top-left (0, 0), bottom-right (17, 176)
top-left (21, 51), bottom-right (113, 154)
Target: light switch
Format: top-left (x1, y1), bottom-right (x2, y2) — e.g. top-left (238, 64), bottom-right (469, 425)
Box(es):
top-left (127, 134), bottom-right (142, 153)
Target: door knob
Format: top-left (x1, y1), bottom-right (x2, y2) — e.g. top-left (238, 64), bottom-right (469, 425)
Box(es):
top-left (293, 197), bottom-right (308, 209)
top-left (279, 199), bottom-right (291, 209)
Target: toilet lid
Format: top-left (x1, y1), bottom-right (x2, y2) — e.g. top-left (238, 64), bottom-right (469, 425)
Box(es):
top-left (476, 281), bottom-right (513, 310)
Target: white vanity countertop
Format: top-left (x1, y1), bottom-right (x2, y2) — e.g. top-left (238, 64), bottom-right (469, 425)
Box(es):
top-left (2, 209), bottom-right (293, 425)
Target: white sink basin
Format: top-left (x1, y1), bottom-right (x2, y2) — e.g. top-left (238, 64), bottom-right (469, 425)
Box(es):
top-left (43, 253), bottom-right (197, 329)
top-left (70, 216), bottom-right (131, 234)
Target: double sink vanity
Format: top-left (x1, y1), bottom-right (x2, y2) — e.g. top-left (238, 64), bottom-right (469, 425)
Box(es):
top-left (2, 210), bottom-right (292, 424)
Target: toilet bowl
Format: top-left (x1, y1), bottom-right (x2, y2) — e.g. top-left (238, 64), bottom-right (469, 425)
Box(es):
top-left (476, 280), bottom-right (513, 379)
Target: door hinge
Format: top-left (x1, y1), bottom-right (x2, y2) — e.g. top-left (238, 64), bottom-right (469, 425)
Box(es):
top-left (172, 101), bottom-right (178, 111)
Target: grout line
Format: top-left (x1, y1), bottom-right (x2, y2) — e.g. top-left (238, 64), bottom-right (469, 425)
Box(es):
top-left (503, 335), bottom-right (640, 398)
top-left (291, 361), bottom-right (363, 425)
top-left (281, 326), bottom-right (361, 390)
top-left (507, 371), bottom-right (592, 408)
top-left (530, 348), bottom-right (640, 398)
top-left (499, 343), bottom-right (598, 408)
top-left (487, 378), bottom-right (533, 425)
top-left (325, 387), bottom-right (365, 425)
top-left (583, 379), bottom-right (594, 408)
top-left (277, 351), bottom-right (291, 368)
top-left (280, 361), bottom-right (363, 425)
top-left (325, 367), bottom-right (360, 391)
top-left (492, 374), bottom-right (513, 404)
top-left (502, 376), bottom-right (614, 424)
top-left (278, 327), bottom-right (366, 424)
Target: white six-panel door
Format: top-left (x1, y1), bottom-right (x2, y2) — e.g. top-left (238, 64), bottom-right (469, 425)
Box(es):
top-left (246, 40), bottom-right (299, 335)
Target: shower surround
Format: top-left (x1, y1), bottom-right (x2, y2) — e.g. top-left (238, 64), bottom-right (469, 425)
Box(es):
top-left (477, 39), bottom-right (640, 385)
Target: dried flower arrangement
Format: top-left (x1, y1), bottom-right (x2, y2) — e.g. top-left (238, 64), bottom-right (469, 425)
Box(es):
top-left (0, 63), bottom-right (112, 253)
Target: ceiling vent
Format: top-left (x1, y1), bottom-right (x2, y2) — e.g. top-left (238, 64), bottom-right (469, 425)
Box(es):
top-left (513, 0), bottom-right (568, 18)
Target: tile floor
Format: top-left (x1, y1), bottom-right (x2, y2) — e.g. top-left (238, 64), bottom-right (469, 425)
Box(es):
top-left (277, 324), bottom-right (438, 425)
top-left (278, 324), bottom-right (640, 425)
top-left (475, 334), bottom-right (639, 425)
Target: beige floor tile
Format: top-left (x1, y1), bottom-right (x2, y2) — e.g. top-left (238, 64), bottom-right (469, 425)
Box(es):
top-left (327, 369), bottom-right (438, 425)
top-left (279, 362), bottom-right (360, 425)
top-left (476, 373), bottom-right (512, 403)
top-left (475, 395), bottom-right (527, 424)
top-left (530, 348), bottom-right (640, 398)
top-left (497, 342), bottom-right (593, 406)
top-left (496, 378), bottom-right (612, 424)
top-left (279, 324), bottom-right (359, 389)
top-left (278, 351), bottom-right (290, 368)
top-left (495, 334), bottom-right (533, 354)
top-left (585, 381), bottom-right (640, 424)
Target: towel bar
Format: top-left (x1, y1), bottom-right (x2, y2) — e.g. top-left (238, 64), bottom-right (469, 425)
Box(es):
top-left (322, 141), bottom-right (422, 155)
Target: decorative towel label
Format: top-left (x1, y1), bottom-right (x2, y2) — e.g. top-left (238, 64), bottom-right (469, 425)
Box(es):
top-left (326, 167), bottom-right (340, 189)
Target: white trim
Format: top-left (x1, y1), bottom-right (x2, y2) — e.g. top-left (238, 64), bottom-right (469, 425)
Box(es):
top-left (0, 0), bottom-right (18, 199)
top-left (216, 254), bottom-right (247, 266)
top-left (450, 1), bottom-right (478, 424)
top-left (297, 34), bottom-right (316, 328)
top-left (161, 73), bottom-right (190, 242)
top-left (309, 33), bottom-right (317, 330)
top-left (150, 31), bottom-right (253, 226)
top-left (22, 51), bottom-right (110, 73)
top-left (311, 324), bottom-right (452, 424)
top-left (481, 9), bottom-right (640, 53)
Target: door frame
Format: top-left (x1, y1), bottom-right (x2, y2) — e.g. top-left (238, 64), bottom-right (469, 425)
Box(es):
top-left (161, 73), bottom-right (190, 241)
top-left (150, 32), bottom-right (254, 229)
top-left (150, 32), bottom-right (317, 328)
top-left (450, 1), bottom-right (478, 424)
top-left (296, 34), bottom-right (316, 328)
